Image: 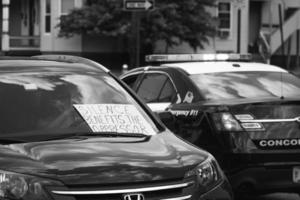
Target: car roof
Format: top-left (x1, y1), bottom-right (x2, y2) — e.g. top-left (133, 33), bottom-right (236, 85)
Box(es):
top-left (161, 62), bottom-right (287, 75)
top-left (0, 55), bottom-right (109, 73)
top-left (0, 60), bottom-right (98, 73)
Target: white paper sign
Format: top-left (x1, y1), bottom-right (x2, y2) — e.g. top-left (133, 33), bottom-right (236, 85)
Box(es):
top-left (74, 104), bottom-right (155, 135)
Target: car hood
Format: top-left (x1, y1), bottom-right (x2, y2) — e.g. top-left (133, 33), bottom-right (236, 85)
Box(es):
top-left (202, 97), bottom-right (300, 106)
top-left (0, 131), bottom-right (206, 185)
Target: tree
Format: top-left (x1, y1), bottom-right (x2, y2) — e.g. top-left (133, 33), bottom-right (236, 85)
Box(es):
top-left (140, 0), bottom-right (217, 53)
top-left (58, 0), bottom-right (217, 65)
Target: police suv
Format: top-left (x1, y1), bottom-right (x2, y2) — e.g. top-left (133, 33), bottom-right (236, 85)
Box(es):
top-left (120, 54), bottom-right (300, 195)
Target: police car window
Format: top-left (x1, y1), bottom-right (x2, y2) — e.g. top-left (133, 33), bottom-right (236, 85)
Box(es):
top-left (137, 73), bottom-right (167, 103)
top-left (190, 71), bottom-right (300, 100)
top-left (158, 79), bottom-right (176, 102)
top-left (122, 74), bottom-right (139, 89)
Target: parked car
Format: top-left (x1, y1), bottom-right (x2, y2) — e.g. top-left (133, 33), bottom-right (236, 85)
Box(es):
top-left (0, 55), bottom-right (232, 200)
top-left (120, 53), bottom-right (300, 196)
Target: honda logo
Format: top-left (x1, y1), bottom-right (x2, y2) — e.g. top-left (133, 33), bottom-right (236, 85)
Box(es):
top-left (123, 193), bottom-right (145, 200)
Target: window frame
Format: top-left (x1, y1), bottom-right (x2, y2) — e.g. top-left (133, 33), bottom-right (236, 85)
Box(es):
top-left (157, 78), bottom-right (177, 103)
top-left (217, 1), bottom-right (233, 39)
top-left (44, 0), bottom-right (51, 34)
top-left (59, 0), bottom-right (76, 17)
top-left (136, 71), bottom-right (178, 103)
top-left (121, 72), bottom-right (144, 91)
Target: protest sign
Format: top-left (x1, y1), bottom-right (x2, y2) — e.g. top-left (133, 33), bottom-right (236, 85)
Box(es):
top-left (74, 104), bottom-right (154, 135)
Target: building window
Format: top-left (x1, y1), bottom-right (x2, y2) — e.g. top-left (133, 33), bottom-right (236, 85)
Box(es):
top-left (217, 2), bottom-right (231, 39)
top-left (45, 0), bottom-right (51, 33)
top-left (61, 0), bottom-right (75, 16)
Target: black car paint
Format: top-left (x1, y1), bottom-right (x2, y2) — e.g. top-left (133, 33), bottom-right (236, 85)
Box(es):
top-left (108, 71), bottom-right (167, 131)
top-left (0, 58), bottom-right (233, 200)
top-left (0, 131), bottom-right (205, 185)
top-left (121, 65), bottom-right (300, 194)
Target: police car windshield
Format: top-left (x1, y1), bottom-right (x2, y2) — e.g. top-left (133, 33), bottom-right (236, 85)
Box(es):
top-left (190, 71), bottom-right (300, 100)
top-left (0, 71), bottom-right (158, 141)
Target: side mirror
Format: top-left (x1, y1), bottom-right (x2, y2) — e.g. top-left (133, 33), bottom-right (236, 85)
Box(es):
top-left (146, 103), bottom-right (176, 129)
top-left (157, 111), bottom-right (175, 128)
top-left (147, 102), bottom-right (171, 112)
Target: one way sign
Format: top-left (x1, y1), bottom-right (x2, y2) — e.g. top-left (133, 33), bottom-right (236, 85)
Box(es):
top-left (124, 0), bottom-right (155, 11)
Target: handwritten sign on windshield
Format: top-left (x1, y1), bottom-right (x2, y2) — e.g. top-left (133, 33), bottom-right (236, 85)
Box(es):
top-left (74, 104), bottom-right (154, 135)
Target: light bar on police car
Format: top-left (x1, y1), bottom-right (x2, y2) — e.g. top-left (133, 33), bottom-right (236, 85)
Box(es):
top-left (145, 53), bottom-right (252, 62)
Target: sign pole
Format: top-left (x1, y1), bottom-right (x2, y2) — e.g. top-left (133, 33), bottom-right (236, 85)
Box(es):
top-left (124, 0), bottom-right (154, 67)
top-left (131, 12), bottom-right (141, 67)
top-left (136, 12), bottom-right (141, 67)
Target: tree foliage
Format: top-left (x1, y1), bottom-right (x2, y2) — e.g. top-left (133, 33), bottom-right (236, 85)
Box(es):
top-left (58, 0), bottom-right (217, 53)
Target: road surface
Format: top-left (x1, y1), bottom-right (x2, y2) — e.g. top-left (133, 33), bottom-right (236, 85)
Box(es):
top-left (239, 193), bottom-right (299, 200)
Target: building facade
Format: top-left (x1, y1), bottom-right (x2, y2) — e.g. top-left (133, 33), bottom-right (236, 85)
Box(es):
top-left (1, 0), bottom-right (300, 68)
top-left (2, 0), bottom-right (83, 54)
top-left (159, 0), bottom-right (300, 68)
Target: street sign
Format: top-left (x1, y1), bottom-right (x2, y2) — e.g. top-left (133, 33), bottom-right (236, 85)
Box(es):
top-left (124, 0), bottom-right (154, 11)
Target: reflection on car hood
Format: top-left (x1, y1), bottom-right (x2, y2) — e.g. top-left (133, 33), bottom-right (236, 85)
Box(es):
top-left (0, 131), bottom-right (206, 185)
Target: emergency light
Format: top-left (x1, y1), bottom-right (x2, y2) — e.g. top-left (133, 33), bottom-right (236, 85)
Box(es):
top-left (145, 53), bottom-right (252, 62)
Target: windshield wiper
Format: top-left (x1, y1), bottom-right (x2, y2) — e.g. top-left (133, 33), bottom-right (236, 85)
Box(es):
top-left (70, 132), bottom-right (151, 138)
top-left (0, 138), bottom-right (27, 144)
top-left (0, 131), bottom-right (152, 144)
top-left (36, 132), bottom-right (151, 141)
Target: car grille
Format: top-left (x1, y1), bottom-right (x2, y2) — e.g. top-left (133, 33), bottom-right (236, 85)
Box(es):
top-left (48, 179), bottom-right (195, 200)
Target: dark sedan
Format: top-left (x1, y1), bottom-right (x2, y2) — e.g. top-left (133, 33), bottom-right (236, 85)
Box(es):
top-left (0, 55), bottom-right (232, 200)
top-left (120, 54), bottom-right (300, 196)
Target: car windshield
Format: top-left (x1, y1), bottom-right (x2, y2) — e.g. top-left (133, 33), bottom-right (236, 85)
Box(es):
top-left (0, 70), bottom-right (158, 141)
top-left (190, 71), bottom-right (300, 100)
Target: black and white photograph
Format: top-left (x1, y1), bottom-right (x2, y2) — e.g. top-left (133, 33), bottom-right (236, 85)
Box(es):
top-left (0, 0), bottom-right (300, 200)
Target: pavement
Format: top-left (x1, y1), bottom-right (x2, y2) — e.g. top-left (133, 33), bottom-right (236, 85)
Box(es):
top-left (239, 193), bottom-right (300, 200)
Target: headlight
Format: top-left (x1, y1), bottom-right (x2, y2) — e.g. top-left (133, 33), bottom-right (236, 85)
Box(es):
top-left (185, 155), bottom-right (222, 193)
top-left (0, 170), bottom-right (56, 200)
